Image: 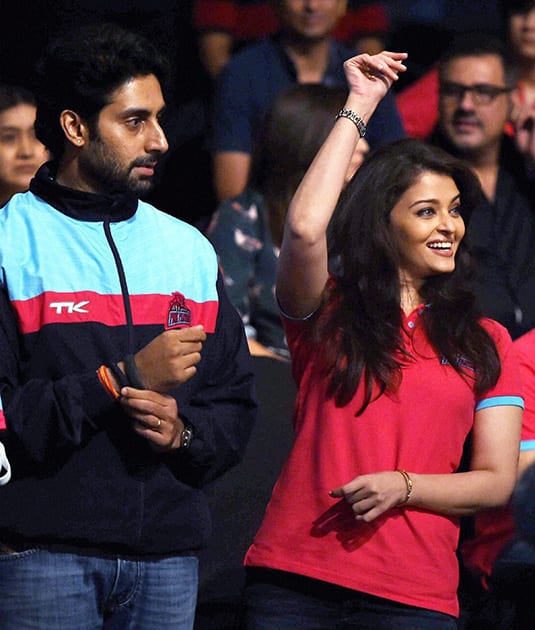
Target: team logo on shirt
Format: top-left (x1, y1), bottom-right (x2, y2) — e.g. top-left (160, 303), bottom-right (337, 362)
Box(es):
top-left (441, 354), bottom-right (474, 371)
top-left (167, 292), bottom-right (191, 328)
top-left (49, 300), bottom-right (90, 314)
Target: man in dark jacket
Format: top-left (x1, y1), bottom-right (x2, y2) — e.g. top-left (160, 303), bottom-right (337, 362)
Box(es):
top-left (0, 22), bottom-right (256, 629)
top-left (431, 34), bottom-right (535, 340)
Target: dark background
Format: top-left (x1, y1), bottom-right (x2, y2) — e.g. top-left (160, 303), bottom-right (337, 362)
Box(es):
top-left (0, 0), bottom-right (216, 227)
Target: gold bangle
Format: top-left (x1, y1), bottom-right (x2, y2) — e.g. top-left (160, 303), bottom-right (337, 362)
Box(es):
top-left (396, 469), bottom-right (413, 505)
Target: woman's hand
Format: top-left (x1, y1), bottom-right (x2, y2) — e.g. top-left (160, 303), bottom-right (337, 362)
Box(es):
top-left (330, 471), bottom-right (409, 522)
top-left (344, 51), bottom-right (408, 102)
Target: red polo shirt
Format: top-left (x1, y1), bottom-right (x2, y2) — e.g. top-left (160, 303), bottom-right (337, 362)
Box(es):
top-left (245, 308), bottom-right (523, 617)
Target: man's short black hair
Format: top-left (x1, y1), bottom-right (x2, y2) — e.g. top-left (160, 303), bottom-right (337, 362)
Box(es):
top-left (33, 21), bottom-right (170, 159)
top-left (437, 31), bottom-right (518, 88)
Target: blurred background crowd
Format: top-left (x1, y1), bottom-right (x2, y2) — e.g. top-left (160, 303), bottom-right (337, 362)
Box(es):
top-left (0, 0), bottom-right (512, 227)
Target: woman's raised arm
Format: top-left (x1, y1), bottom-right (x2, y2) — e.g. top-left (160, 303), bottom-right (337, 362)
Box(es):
top-left (276, 51), bottom-right (407, 318)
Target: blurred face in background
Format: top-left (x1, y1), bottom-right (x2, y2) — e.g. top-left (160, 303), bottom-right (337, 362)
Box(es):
top-left (0, 103), bottom-right (49, 204)
top-left (275, 0), bottom-right (347, 41)
top-left (438, 55), bottom-right (511, 156)
top-left (508, 5), bottom-right (535, 62)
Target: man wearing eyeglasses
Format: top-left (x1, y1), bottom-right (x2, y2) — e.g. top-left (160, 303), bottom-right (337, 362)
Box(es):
top-left (430, 33), bottom-right (535, 341)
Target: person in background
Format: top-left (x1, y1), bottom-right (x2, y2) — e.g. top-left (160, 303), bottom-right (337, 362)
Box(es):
top-left (458, 326), bottom-right (535, 629)
top-left (210, 0), bottom-right (404, 203)
top-left (193, 0), bottom-right (390, 79)
top-left (430, 34), bottom-right (535, 339)
top-left (396, 0), bottom-right (535, 149)
top-left (242, 49), bottom-right (522, 629)
top-left (508, 0), bottom-right (535, 175)
top-left (490, 456), bottom-right (535, 628)
top-left (0, 21), bottom-right (256, 628)
top-left (0, 84), bottom-right (48, 206)
top-left (207, 83), bottom-right (369, 360)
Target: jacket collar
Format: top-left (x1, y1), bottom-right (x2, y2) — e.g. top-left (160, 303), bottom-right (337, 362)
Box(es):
top-left (30, 162), bottom-right (138, 222)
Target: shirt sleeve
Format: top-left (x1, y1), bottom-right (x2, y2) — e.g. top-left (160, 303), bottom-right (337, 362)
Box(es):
top-left (210, 56), bottom-right (255, 154)
top-left (0, 284), bottom-right (116, 467)
top-left (514, 330), bottom-right (535, 450)
top-left (475, 319), bottom-right (524, 412)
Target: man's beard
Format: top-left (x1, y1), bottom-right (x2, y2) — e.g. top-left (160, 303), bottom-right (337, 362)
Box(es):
top-left (79, 135), bottom-right (159, 196)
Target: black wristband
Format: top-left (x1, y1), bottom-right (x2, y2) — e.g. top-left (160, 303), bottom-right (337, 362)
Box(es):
top-left (109, 363), bottom-right (128, 389)
top-left (123, 354), bottom-right (146, 389)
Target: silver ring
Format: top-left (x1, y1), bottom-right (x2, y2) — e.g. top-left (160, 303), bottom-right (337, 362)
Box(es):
top-left (156, 418), bottom-right (162, 428)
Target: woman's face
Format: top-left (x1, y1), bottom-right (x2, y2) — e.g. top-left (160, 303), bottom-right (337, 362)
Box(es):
top-left (508, 6), bottom-right (535, 62)
top-left (0, 103), bottom-right (49, 201)
top-left (388, 171), bottom-right (465, 290)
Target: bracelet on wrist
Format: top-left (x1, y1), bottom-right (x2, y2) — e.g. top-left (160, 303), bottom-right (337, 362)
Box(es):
top-left (335, 108), bottom-right (367, 138)
top-left (109, 362), bottom-right (128, 389)
top-left (396, 469), bottom-right (413, 505)
top-left (97, 365), bottom-right (120, 400)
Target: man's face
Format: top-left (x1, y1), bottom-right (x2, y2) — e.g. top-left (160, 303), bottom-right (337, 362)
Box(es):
top-left (276, 0), bottom-right (347, 41)
top-left (438, 55), bottom-right (511, 157)
top-left (79, 74), bottom-right (168, 196)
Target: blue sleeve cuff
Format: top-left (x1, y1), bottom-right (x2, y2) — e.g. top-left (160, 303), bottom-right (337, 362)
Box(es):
top-left (475, 395), bottom-right (524, 412)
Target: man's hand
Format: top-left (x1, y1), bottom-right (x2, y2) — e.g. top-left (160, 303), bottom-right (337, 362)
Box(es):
top-left (120, 388), bottom-right (185, 452)
top-left (129, 325), bottom-right (206, 393)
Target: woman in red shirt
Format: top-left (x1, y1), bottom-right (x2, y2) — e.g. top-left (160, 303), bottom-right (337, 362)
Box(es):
top-left (242, 50), bottom-right (523, 629)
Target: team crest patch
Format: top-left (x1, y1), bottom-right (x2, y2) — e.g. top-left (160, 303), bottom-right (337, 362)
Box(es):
top-left (441, 354), bottom-right (475, 371)
top-left (167, 292), bottom-right (192, 328)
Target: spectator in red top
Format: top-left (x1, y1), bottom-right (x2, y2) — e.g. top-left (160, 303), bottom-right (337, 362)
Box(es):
top-left (459, 326), bottom-right (535, 629)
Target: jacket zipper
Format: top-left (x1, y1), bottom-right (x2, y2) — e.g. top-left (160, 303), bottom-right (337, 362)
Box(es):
top-left (103, 218), bottom-right (135, 354)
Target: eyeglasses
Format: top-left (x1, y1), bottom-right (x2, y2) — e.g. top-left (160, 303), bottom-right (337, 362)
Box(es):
top-left (439, 82), bottom-right (512, 106)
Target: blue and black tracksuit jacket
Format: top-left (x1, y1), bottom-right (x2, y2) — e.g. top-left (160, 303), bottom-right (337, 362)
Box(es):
top-left (0, 163), bottom-right (257, 556)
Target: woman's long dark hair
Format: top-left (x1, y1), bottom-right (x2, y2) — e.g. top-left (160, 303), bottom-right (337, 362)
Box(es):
top-left (320, 138), bottom-right (500, 415)
top-left (249, 83), bottom-right (347, 247)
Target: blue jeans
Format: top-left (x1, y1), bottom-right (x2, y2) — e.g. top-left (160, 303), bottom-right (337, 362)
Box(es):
top-left (0, 547), bottom-right (198, 629)
top-left (242, 568), bottom-right (458, 630)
